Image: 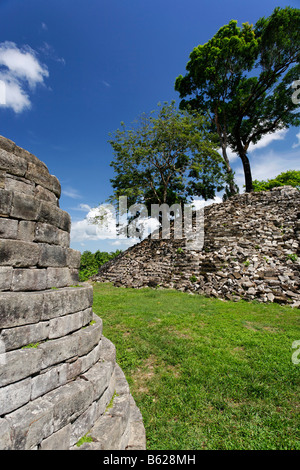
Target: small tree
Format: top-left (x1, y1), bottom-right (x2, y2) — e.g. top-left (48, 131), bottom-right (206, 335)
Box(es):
top-left (108, 101), bottom-right (226, 213)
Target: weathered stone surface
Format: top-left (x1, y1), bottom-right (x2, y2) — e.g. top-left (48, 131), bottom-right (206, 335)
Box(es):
top-left (0, 135), bottom-right (146, 450)
top-left (42, 285), bottom-right (93, 320)
top-left (48, 310), bottom-right (83, 339)
top-left (31, 363), bottom-right (68, 400)
top-left (0, 266), bottom-right (13, 291)
top-left (0, 419), bottom-right (13, 450)
top-left (46, 379), bottom-right (94, 432)
top-left (17, 220), bottom-right (36, 241)
top-left (0, 218), bottom-right (18, 239)
top-left (0, 291), bottom-right (43, 328)
top-left (0, 321), bottom-right (49, 351)
top-left (11, 268), bottom-right (47, 291)
top-left (0, 189), bottom-right (13, 216)
top-left (5, 396), bottom-right (54, 449)
top-left (11, 192), bottom-right (40, 220)
top-left (0, 148), bottom-right (27, 177)
top-left (66, 248), bottom-right (81, 269)
top-left (0, 378), bottom-right (31, 415)
top-left (38, 243), bottom-right (67, 267)
top-left (40, 424), bottom-right (71, 450)
top-left (47, 267), bottom-right (71, 289)
top-left (5, 175), bottom-right (35, 195)
top-left (0, 348), bottom-right (43, 387)
top-left (0, 239), bottom-right (40, 267)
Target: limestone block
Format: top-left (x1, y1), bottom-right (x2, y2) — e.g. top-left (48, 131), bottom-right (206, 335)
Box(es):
top-left (34, 222), bottom-right (60, 244)
top-left (0, 218), bottom-right (18, 239)
top-left (39, 333), bottom-right (80, 369)
top-left (5, 175), bottom-right (35, 195)
top-left (81, 361), bottom-right (113, 402)
top-left (25, 162), bottom-right (61, 198)
top-left (0, 189), bottom-right (13, 216)
top-left (0, 148), bottom-right (27, 177)
top-left (0, 418), bottom-right (13, 450)
top-left (17, 220), bottom-right (36, 241)
top-left (0, 378), bottom-right (31, 415)
top-left (45, 379), bottom-right (94, 432)
top-left (40, 424), bottom-right (71, 450)
top-left (0, 135), bottom-right (16, 153)
top-left (31, 363), bottom-right (68, 400)
top-left (80, 341), bottom-right (102, 375)
top-left (11, 192), bottom-right (40, 220)
top-left (0, 321), bottom-right (49, 351)
top-left (75, 317), bottom-right (103, 357)
top-left (5, 396), bottom-right (54, 450)
top-left (0, 266), bottom-right (12, 290)
top-left (42, 285), bottom-right (93, 320)
top-left (35, 184), bottom-right (58, 205)
top-left (0, 291), bottom-right (43, 328)
top-left (66, 248), bottom-right (81, 269)
top-left (47, 267), bottom-right (71, 288)
top-left (0, 239), bottom-right (40, 267)
top-left (0, 348), bottom-right (43, 387)
top-left (57, 229), bottom-right (70, 248)
top-left (13, 145), bottom-right (48, 169)
top-left (48, 310), bottom-right (84, 339)
top-left (11, 268), bottom-right (47, 291)
top-left (39, 201), bottom-right (71, 232)
top-left (81, 307), bottom-right (93, 326)
top-left (70, 402), bottom-right (97, 447)
top-left (38, 243), bottom-right (67, 267)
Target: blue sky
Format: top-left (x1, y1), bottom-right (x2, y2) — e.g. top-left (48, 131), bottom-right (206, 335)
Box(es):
top-left (0, 0), bottom-right (299, 253)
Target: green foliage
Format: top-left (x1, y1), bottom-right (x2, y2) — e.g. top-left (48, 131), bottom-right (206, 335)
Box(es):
top-left (108, 101), bottom-right (226, 213)
top-left (78, 249), bottom-right (122, 281)
top-left (76, 433), bottom-right (93, 447)
top-left (252, 170), bottom-right (300, 192)
top-left (175, 7), bottom-right (300, 193)
top-left (287, 253), bottom-right (298, 263)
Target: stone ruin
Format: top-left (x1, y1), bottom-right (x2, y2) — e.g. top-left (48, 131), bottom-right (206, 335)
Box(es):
top-left (94, 186), bottom-right (300, 308)
top-left (0, 135), bottom-right (146, 450)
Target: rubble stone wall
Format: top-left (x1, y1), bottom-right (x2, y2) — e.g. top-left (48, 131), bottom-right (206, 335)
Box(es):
top-left (0, 135), bottom-right (146, 450)
top-left (94, 186), bottom-right (300, 308)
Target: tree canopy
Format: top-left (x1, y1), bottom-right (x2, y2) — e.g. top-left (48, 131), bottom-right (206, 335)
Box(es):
top-left (108, 101), bottom-right (225, 213)
top-left (252, 170), bottom-right (300, 192)
top-left (175, 6), bottom-right (300, 194)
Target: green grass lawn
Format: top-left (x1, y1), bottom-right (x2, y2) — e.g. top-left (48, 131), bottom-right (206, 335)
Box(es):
top-left (92, 282), bottom-right (300, 450)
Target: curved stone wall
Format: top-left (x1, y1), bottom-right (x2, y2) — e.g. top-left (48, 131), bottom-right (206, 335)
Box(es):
top-left (0, 135), bottom-right (146, 450)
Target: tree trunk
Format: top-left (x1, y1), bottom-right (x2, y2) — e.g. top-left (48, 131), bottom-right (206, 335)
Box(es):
top-left (221, 143), bottom-right (237, 195)
top-left (240, 151), bottom-right (253, 193)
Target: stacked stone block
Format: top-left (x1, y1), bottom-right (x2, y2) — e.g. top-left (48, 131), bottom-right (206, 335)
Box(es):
top-left (0, 135), bottom-right (146, 450)
top-left (94, 186), bottom-right (300, 307)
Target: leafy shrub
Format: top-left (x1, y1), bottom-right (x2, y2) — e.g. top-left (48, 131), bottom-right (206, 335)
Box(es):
top-left (78, 249), bottom-right (122, 281)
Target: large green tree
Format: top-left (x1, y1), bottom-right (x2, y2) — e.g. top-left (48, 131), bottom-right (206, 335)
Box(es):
top-left (108, 101), bottom-right (225, 214)
top-left (175, 6), bottom-right (300, 194)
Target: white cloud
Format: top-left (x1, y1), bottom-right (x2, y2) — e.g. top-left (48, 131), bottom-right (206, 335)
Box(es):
top-left (41, 22), bottom-right (48, 31)
top-left (292, 131), bottom-right (300, 149)
top-left (0, 41), bottom-right (48, 113)
top-left (61, 187), bottom-right (82, 199)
